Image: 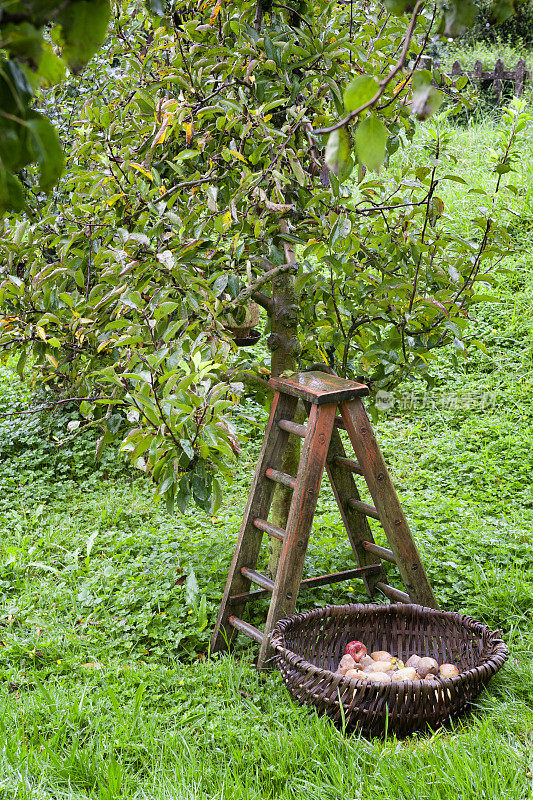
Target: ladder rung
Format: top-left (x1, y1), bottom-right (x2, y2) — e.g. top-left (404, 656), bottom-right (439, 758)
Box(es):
top-left (265, 467), bottom-right (297, 490)
top-left (347, 497), bottom-right (380, 520)
top-left (362, 541), bottom-right (396, 564)
top-left (376, 582), bottom-right (411, 603)
top-left (278, 419), bottom-right (307, 437)
top-left (334, 456), bottom-right (363, 476)
top-left (229, 565), bottom-right (383, 606)
top-left (253, 518), bottom-right (285, 540)
top-left (228, 616), bottom-right (264, 644)
top-left (280, 417), bottom-right (346, 435)
top-left (300, 564), bottom-right (382, 589)
top-left (229, 588), bottom-right (269, 605)
top-left (240, 567), bottom-right (274, 592)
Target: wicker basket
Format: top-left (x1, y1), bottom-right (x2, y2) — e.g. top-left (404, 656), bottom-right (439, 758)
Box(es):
top-left (271, 603), bottom-right (508, 737)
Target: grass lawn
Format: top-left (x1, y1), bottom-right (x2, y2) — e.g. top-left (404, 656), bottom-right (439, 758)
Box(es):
top-left (1, 117), bottom-right (533, 797)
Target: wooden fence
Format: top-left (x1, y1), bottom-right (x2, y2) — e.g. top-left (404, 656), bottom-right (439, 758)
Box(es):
top-left (420, 57), bottom-right (530, 102)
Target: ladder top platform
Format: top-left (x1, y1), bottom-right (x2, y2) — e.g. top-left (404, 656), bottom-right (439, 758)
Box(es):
top-left (269, 371), bottom-right (369, 405)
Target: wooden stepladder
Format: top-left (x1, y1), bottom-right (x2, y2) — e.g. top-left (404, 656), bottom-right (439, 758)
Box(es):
top-left (211, 372), bottom-right (437, 669)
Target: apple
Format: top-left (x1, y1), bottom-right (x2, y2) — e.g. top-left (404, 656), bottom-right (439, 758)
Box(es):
top-left (417, 657), bottom-right (439, 678)
top-left (365, 671), bottom-right (391, 683)
top-left (344, 669), bottom-right (367, 680)
top-left (439, 663), bottom-right (459, 678)
top-left (391, 667), bottom-right (419, 681)
top-left (365, 660), bottom-right (393, 673)
top-left (370, 650), bottom-right (392, 661)
top-left (338, 654), bottom-right (357, 673)
top-left (343, 640), bottom-right (367, 662)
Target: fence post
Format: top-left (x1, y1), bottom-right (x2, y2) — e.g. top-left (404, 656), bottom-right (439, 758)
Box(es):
top-left (515, 58), bottom-right (526, 97)
top-left (493, 58), bottom-right (504, 103)
top-left (451, 60), bottom-right (462, 77)
top-left (473, 60), bottom-right (483, 84)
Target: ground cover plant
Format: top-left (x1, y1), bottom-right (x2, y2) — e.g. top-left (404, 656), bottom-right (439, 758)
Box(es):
top-left (1, 111), bottom-right (533, 796)
top-left (2, 2), bottom-right (533, 798)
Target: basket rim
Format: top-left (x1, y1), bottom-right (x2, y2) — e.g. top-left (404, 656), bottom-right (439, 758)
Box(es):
top-left (271, 602), bottom-right (509, 696)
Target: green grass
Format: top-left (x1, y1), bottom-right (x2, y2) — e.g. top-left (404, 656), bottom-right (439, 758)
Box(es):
top-left (439, 39), bottom-right (533, 71)
top-left (428, 37), bottom-right (533, 130)
top-left (2, 121), bottom-right (533, 797)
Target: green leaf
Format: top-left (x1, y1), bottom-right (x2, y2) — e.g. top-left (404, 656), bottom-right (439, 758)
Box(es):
top-left (411, 85), bottom-right (443, 120)
top-left (198, 594), bottom-right (207, 631)
top-left (489, 0), bottom-right (516, 24)
top-left (86, 530), bottom-right (99, 558)
top-left (470, 338), bottom-right (489, 355)
top-left (410, 71), bottom-right (443, 121)
top-left (288, 152), bottom-right (306, 186)
top-left (383, 0), bottom-right (417, 14)
top-left (494, 162), bottom-right (511, 175)
top-left (442, 174), bottom-right (468, 185)
top-left (15, 351), bottom-right (27, 378)
top-left (325, 128), bottom-right (351, 176)
top-left (55, 0), bottom-right (111, 73)
top-left (0, 126), bottom-right (21, 170)
top-left (26, 113), bottom-right (64, 190)
top-left (227, 274), bottom-right (240, 298)
top-left (38, 43), bottom-right (67, 86)
top-left (145, 0), bottom-right (165, 15)
top-left (0, 59), bottom-right (33, 114)
top-left (213, 274), bottom-right (228, 296)
top-left (355, 115), bottom-right (388, 172)
top-left (191, 471), bottom-right (212, 511)
top-left (180, 438), bottom-right (195, 461)
top-left (186, 569), bottom-right (199, 606)
top-left (2, 22), bottom-right (42, 66)
top-left (411, 70), bottom-right (433, 92)
top-left (387, 135), bottom-right (400, 155)
top-left (175, 476), bottom-right (190, 513)
top-left (444, 0), bottom-right (478, 35)
top-left (337, 154), bottom-right (354, 185)
top-left (0, 168), bottom-right (25, 212)
top-left (343, 75), bottom-right (378, 112)
top-left (105, 413), bottom-right (123, 435)
top-left (27, 561), bottom-right (59, 575)
top-left (210, 477), bottom-right (222, 513)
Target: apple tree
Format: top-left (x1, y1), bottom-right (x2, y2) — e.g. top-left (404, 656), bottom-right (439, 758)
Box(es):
top-left (0, 0), bottom-right (527, 574)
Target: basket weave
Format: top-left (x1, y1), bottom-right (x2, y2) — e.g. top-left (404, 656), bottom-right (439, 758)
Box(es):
top-left (271, 603), bottom-right (508, 737)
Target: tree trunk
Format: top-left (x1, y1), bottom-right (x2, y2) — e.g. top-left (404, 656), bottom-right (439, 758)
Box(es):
top-left (266, 224), bottom-right (301, 580)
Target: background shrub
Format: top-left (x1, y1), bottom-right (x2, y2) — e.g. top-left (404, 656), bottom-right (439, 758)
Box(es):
top-left (463, 0), bottom-right (533, 47)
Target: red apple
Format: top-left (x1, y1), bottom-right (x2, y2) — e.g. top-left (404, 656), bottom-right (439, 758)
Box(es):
top-left (343, 640), bottom-right (367, 662)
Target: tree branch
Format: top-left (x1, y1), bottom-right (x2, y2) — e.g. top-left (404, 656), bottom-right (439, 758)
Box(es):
top-left (272, 2), bottom-right (313, 32)
top-left (252, 290), bottom-right (274, 314)
top-left (254, 1), bottom-right (264, 32)
top-left (223, 262), bottom-right (297, 313)
top-left (223, 369), bottom-right (272, 394)
top-left (315, 0), bottom-right (425, 135)
top-left (0, 396), bottom-right (112, 421)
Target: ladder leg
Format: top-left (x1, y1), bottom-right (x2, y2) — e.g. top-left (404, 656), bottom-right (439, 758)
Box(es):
top-left (210, 391), bottom-right (299, 654)
top-left (340, 399), bottom-right (438, 608)
top-left (325, 426), bottom-right (387, 597)
top-left (257, 402), bottom-right (337, 669)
